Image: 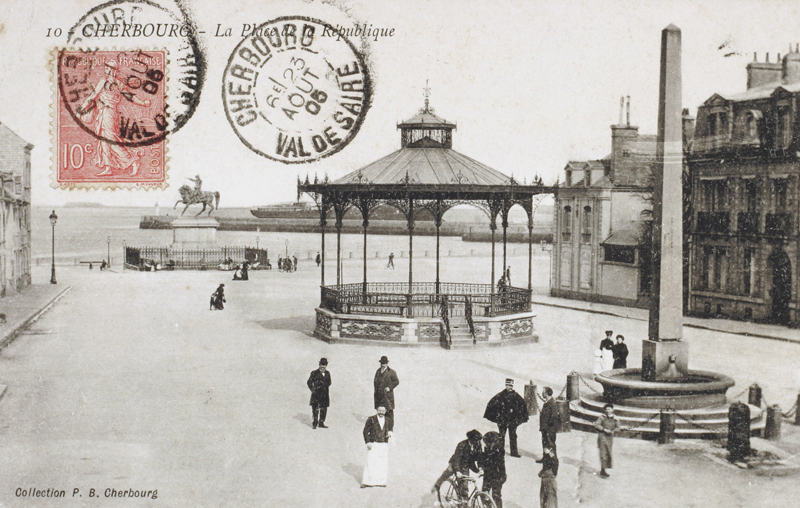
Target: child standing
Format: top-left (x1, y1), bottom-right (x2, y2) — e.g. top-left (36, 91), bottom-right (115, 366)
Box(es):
top-left (593, 403), bottom-right (621, 478)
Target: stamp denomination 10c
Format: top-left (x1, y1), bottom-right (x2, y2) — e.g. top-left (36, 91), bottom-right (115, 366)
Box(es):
top-left (55, 50), bottom-right (167, 189)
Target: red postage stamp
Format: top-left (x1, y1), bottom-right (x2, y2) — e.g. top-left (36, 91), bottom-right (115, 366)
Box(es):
top-left (54, 49), bottom-right (168, 189)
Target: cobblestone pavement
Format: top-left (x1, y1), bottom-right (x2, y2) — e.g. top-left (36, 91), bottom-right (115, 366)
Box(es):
top-left (0, 261), bottom-right (797, 508)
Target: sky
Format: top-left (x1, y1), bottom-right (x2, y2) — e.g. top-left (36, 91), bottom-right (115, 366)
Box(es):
top-left (2, 0), bottom-right (800, 208)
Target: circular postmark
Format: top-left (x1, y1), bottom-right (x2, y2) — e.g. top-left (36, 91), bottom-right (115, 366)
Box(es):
top-left (64, 0), bottom-right (206, 146)
top-left (222, 16), bottom-right (371, 164)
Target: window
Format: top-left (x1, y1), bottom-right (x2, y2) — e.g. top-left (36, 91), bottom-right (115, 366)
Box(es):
top-left (565, 171), bottom-right (572, 187)
top-left (582, 206), bottom-right (592, 243)
top-left (709, 112), bottom-right (728, 136)
top-left (604, 245), bottom-right (635, 264)
top-left (562, 206), bottom-right (572, 241)
top-left (702, 180), bottom-right (727, 211)
top-left (585, 170), bottom-right (591, 186)
top-left (776, 106), bottom-right (792, 149)
top-left (743, 179), bottom-right (758, 212)
top-left (743, 248), bottom-right (754, 295)
top-left (703, 246), bottom-right (728, 291)
top-left (774, 178), bottom-right (788, 210)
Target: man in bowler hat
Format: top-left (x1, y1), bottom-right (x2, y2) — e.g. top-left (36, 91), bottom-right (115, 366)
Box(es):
top-left (537, 386), bottom-right (559, 461)
top-left (307, 358), bottom-right (332, 429)
top-left (374, 356), bottom-right (400, 421)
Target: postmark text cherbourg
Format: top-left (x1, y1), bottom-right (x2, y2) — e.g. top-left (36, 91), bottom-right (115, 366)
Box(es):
top-left (222, 16), bottom-right (371, 164)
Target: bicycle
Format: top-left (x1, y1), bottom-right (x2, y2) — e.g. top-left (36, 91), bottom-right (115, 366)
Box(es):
top-left (437, 472), bottom-right (497, 508)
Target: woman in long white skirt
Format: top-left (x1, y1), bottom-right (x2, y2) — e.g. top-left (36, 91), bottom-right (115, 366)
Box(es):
top-left (362, 406), bottom-right (393, 487)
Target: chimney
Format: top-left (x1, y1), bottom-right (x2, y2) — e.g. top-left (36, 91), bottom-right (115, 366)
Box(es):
top-left (682, 108), bottom-right (695, 151)
top-left (783, 45), bottom-right (800, 85)
top-left (619, 96), bottom-right (624, 125)
top-left (626, 95), bottom-right (631, 126)
top-left (747, 52), bottom-right (782, 89)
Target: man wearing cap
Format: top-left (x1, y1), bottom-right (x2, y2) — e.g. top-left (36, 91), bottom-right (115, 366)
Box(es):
top-left (432, 429), bottom-right (483, 497)
top-left (374, 356), bottom-right (399, 421)
top-left (307, 358), bottom-right (332, 429)
top-left (483, 379), bottom-right (529, 457)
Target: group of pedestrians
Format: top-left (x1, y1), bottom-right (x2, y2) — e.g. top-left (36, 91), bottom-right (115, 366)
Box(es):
top-left (594, 330), bottom-right (629, 373)
top-left (305, 355), bottom-right (400, 489)
top-left (277, 255), bottom-right (297, 272)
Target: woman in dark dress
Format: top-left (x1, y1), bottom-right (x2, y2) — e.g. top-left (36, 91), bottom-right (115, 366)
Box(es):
top-left (479, 431), bottom-right (506, 508)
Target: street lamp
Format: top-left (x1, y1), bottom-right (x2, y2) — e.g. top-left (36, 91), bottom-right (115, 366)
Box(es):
top-left (285, 238), bottom-right (289, 257)
top-left (49, 210), bottom-right (58, 284)
top-left (107, 236), bottom-right (111, 267)
top-left (256, 235), bottom-right (260, 249)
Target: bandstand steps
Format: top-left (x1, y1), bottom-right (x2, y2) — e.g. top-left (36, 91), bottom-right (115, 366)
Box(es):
top-left (447, 318), bottom-right (476, 349)
top-left (569, 395), bottom-right (766, 439)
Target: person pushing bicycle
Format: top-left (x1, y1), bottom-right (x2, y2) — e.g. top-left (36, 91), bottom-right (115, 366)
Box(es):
top-left (432, 429), bottom-right (483, 498)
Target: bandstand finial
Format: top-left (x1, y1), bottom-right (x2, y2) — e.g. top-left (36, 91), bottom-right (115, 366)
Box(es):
top-left (421, 79), bottom-right (434, 114)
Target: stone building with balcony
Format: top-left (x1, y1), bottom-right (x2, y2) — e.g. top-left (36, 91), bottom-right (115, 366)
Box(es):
top-left (551, 99), bottom-right (661, 307)
top-left (688, 49), bottom-right (800, 326)
top-left (0, 122), bottom-right (32, 296)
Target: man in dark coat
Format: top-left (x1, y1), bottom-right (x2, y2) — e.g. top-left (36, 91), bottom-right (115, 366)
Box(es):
top-left (612, 335), bottom-right (629, 369)
top-left (432, 429), bottom-right (483, 498)
top-left (537, 386), bottom-right (559, 461)
top-left (307, 358), bottom-right (331, 429)
top-left (374, 356), bottom-right (399, 421)
top-left (210, 284), bottom-right (225, 310)
top-left (480, 431), bottom-right (507, 508)
top-left (483, 379), bottom-right (529, 457)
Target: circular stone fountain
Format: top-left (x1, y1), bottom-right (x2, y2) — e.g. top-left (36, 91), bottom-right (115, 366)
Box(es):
top-left (594, 368), bottom-right (735, 411)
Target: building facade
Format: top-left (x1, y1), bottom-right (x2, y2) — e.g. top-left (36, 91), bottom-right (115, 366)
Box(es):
top-left (0, 123), bottom-right (32, 296)
top-left (688, 50), bottom-right (800, 326)
top-left (550, 100), bottom-right (657, 307)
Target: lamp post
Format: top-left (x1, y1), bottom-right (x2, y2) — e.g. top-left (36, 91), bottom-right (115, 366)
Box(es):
top-left (256, 236), bottom-right (260, 249)
top-left (285, 239), bottom-right (288, 258)
top-left (49, 210), bottom-right (58, 284)
top-left (107, 236), bottom-right (111, 267)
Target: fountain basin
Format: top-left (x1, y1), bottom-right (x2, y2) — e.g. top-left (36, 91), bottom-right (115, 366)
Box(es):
top-left (595, 368), bottom-right (735, 410)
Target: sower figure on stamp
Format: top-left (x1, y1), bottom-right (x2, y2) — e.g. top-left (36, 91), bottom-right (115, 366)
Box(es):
top-left (537, 387), bottom-right (558, 461)
top-left (79, 60), bottom-right (150, 176)
top-left (361, 406), bottom-right (393, 488)
top-left (432, 429), bottom-right (482, 497)
top-left (374, 356), bottom-right (399, 422)
top-left (483, 379), bottom-right (529, 457)
top-left (307, 358), bottom-right (331, 429)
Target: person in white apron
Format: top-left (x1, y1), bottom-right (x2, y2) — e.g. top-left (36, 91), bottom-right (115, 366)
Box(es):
top-left (362, 406), bottom-right (393, 487)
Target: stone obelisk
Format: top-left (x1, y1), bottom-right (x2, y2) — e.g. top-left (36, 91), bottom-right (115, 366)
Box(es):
top-left (642, 24), bottom-right (688, 381)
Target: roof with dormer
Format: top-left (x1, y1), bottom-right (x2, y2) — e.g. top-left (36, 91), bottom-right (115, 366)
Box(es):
top-left (398, 110), bottom-right (456, 128)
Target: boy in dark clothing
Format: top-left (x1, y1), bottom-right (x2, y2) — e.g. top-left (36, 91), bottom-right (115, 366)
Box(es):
top-left (539, 447), bottom-right (558, 508)
top-left (479, 431), bottom-right (506, 508)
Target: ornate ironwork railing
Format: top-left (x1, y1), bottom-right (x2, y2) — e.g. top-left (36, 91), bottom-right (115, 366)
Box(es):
top-left (319, 283), bottom-right (531, 318)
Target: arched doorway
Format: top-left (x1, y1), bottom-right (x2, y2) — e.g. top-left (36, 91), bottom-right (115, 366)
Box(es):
top-left (769, 248), bottom-right (792, 325)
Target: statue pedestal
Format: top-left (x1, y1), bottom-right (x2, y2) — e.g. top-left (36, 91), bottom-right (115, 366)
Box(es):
top-left (171, 218), bottom-right (219, 248)
top-left (642, 339), bottom-right (689, 381)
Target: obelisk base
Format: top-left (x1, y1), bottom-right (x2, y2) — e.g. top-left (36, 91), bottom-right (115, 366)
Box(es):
top-left (642, 339), bottom-right (689, 381)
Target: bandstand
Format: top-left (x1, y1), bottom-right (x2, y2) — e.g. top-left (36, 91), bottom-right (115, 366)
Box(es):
top-left (298, 98), bottom-right (556, 348)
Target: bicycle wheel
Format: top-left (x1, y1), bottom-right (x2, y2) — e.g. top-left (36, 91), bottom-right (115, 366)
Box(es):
top-left (437, 478), bottom-right (461, 508)
top-left (470, 491), bottom-right (497, 508)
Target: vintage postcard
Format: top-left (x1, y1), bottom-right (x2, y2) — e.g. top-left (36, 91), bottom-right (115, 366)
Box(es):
top-left (0, 0), bottom-right (799, 507)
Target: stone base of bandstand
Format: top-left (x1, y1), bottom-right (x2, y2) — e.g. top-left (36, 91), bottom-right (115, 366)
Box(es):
top-left (313, 308), bottom-right (538, 347)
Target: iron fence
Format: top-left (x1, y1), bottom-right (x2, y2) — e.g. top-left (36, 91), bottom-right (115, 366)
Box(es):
top-left (319, 283), bottom-right (531, 317)
top-left (125, 246), bottom-right (268, 270)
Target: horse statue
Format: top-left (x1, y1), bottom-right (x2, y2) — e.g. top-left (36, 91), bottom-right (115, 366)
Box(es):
top-left (174, 185), bottom-right (220, 216)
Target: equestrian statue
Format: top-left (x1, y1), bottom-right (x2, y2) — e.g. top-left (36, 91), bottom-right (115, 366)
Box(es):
top-left (174, 175), bottom-right (220, 216)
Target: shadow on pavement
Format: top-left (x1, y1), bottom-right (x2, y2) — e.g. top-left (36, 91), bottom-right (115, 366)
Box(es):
top-left (255, 315), bottom-right (316, 334)
top-left (342, 462), bottom-right (362, 484)
top-left (293, 413), bottom-right (312, 428)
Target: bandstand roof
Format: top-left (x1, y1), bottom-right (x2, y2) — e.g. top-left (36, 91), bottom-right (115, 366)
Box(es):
top-left (333, 148), bottom-right (511, 186)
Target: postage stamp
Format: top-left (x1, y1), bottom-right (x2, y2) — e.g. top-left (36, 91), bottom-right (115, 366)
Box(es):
top-left (55, 49), bottom-right (168, 188)
top-left (222, 16), bottom-right (371, 164)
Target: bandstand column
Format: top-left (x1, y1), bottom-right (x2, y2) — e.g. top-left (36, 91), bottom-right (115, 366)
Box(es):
top-left (490, 216), bottom-right (497, 315)
top-left (435, 201), bottom-right (442, 295)
top-left (502, 208), bottom-right (509, 283)
top-left (527, 221), bottom-right (533, 291)
top-left (320, 216), bottom-right (326, 287)
top-left (336, 216), bottom-right (343, 287)
top-left (362, 215), bottom-right (368, 298)
top-left (407, 197), bottom-right (415, 317)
